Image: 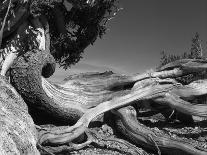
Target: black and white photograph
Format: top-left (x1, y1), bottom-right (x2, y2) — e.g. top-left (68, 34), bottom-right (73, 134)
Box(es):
top-left (0, 0), bottom-right (207, 154)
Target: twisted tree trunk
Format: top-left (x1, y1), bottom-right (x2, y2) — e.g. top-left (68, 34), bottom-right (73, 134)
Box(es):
top-left (9, 47), bottom-right (207, 154)
top-left (2, 1), bottom-right (207, 155)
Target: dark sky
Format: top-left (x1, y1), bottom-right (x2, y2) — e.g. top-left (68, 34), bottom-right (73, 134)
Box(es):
top-left (50, 0), bottom-right (207, 82)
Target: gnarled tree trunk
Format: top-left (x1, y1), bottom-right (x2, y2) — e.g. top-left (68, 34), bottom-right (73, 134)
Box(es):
top-left (2, 1), bottom-right (207, 155)
top-left (9, 48), bottom-right (207, 154)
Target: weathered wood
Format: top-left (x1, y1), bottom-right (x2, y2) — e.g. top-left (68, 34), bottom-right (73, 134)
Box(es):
top-left (0, 76), bottom-right (39, 154)
top-left (2, 1), bottom-right (207, 155)
top-left (114, 106), bottom-right (207, 155)
top-left (9, 45), bottom-right (207, 154)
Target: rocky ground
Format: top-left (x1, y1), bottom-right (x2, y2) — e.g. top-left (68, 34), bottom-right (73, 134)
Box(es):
top-left (54, 111), bottom-right (207, 155)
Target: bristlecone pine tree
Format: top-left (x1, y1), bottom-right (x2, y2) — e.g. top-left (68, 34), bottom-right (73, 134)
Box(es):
top-left (1, 1), bottom-right (207, 155)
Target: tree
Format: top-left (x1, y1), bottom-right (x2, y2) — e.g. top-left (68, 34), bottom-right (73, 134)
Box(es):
top-left (158, 50), bottom-right (181, 68)
top-left (159, 32), bottom-right (205, 67)
top-left (159, 51), bottom-right (168, 67)
top-left (158, 33), bottom-right (206, 84)
top-left (190, 32), bottom-right (203, 59)
top-left (1, 0), bottom-right (120, 69)
top-left (1, 1), bottom-right (207, 155)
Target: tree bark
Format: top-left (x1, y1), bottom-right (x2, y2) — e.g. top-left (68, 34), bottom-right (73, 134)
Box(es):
top-left (9, 49), bottom-right (207, 154)
top-left (0, 76), bottom-right (39, 154)
top-left (2, 1), bottom-right (207, 155)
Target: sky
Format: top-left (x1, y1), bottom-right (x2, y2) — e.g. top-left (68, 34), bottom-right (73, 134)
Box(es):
top-left (50, 0), bottom-right (207, 82)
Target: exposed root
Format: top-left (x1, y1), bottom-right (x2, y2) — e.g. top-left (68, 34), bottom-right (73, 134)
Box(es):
top-left (10, 50), bottom-right (207, 154)
top-left (38, 71), bottom-right (207, 153)
top-left (38, 127), bottom-right (147, 155)
top-left (147, 134), bottom-right (161, 155)
top-left (113, 106), bottom-right (207, 155)
top-left (4, 1), bottom-right (207, 154)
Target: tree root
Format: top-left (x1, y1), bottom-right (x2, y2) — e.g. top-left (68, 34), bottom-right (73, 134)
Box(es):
top-left (38, 76), bottom-right (207, 148)
top-left (37, 126), bottom-right (148, 155)
top-left (4, 1), bottom-right (207, 154)
top-left (114, 106), bottom-right (207, 155)
top-left (9, 48), bottom-right (207, 155)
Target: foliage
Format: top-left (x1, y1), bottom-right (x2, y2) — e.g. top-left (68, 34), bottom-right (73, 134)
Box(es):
top-left (159, 51), bottom-right (181, 67)
top-left (159, 33), bottom-right (206, 84)
top-left (30, 0), bottom-right (120, 69)
top-left (159, 32), bottom-right (205, 68)
top-left (189, 32), bottom-right (203, 59)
